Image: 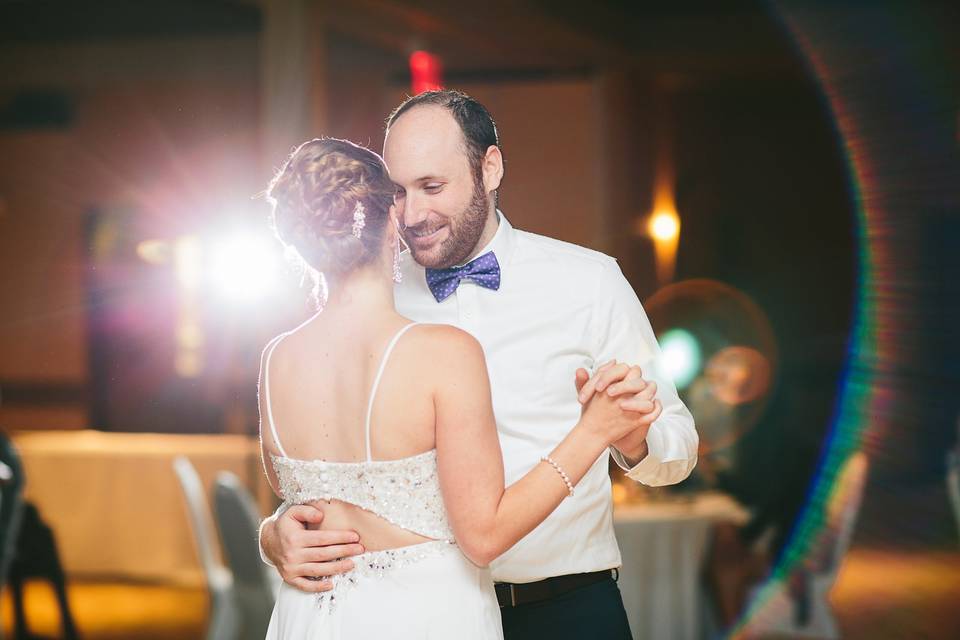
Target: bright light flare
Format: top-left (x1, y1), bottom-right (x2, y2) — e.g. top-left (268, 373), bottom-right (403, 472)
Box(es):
top-left (658, 328), bottom-right (701, 389)
top-left (706, 346), bottom-right (773, 405)
top-left (649, 210), bottom-right (680, 241)
top-left (207, 232), bottom-right (279, 302)
top-left (174, 235), bottom-right (203, 291)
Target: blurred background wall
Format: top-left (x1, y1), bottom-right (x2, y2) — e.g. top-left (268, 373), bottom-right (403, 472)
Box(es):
top-left (0, 0), bottom-right (861, 470)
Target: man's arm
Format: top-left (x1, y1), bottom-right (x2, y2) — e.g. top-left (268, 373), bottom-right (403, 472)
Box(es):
top-left (587, 259), bottom-right (699, 486)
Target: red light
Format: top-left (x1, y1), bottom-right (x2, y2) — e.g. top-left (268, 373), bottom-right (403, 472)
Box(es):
top-left (409, 51), bottom-right (443, 94)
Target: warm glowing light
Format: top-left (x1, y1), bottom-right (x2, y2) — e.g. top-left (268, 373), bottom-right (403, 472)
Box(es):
top-left (658, 328), bottom-right (701, 389)
top-left (649, 210), bottom-right (680, 241)
top-left (644, 205), bottom-right (682, 286)
top-left (174, 235), bottom-right (203, 290)
top-left (173, 235), bottom-right (205, 377)
top-left (208, 232), bottom-right (278, 302)
top-left (136, 239), bottom-right (170, 265)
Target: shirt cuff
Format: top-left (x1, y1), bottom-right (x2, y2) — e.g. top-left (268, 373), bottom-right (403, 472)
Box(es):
top-left (258, 502), bottom-right (289, 567)
top-left (611, 422), bottom-right (697, 486)
top-left (622, 422), bottom-right (666, 484)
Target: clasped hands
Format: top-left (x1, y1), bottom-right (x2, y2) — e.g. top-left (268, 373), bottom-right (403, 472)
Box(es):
top-left (575, 359), bottom-right (661, 466)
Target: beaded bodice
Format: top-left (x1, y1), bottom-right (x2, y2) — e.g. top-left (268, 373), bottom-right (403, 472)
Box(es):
top-left (270, 449), bottom-right (454, 540)
top-left (263, 322), bottom-right (454, 542)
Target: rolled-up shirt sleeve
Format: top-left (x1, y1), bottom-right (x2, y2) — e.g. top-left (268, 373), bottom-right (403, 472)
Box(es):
top-left (591, 259), bottom-right (699, 486)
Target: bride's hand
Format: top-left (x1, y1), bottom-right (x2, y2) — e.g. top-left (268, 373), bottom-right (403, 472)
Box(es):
top-left (576, 363), bottom-right (649, 445)
top-left (574, 360), bottom-right (616, 407)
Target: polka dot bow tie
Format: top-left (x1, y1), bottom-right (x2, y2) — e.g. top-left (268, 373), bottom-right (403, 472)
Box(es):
top-left (425, 251), bottom-right (501, 302)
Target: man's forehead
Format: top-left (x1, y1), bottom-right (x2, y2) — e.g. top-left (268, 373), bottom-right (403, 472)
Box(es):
top-left (391, 103), bottom-right (455, 130)
top-left (385, 107), bottom-right (461, 151)
top-left (384, 105), bottom-right (467, 176)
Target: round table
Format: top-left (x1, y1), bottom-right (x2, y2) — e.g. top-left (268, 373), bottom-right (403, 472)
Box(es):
top-left (614, 492), bottom-right (750, 640)
top-left (13, 430), bottom-right (274, 584)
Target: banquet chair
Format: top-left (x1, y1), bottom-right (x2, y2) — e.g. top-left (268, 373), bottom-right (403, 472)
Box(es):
top-left (1, 435), bottom-right (78, 640)
top-left (741, 451), bottom-right (869, 639)
top-left (213, 472), bottom-right (279, 640)
top-left (173, 456), bottom-right (240, 640)
top-left (0, 437), bottom-right (25, 590)
top-left (947, 450), bottom-right (960, 545)
top-left (0, 437), bottom-right (25, 640)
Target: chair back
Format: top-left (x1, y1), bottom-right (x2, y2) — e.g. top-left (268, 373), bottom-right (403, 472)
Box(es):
top-left (819, 451), bottom-right (869, 577)
top-left (0, 435), bottom-right (25, 589)
top-left (173, 456), bottom-right (222, 580)
top-left (213, 472), bottom-right (278, 640)
top-left (172, 456), bottom-right (239, 640)
top-left (742, 451), bottom-right (869, 640)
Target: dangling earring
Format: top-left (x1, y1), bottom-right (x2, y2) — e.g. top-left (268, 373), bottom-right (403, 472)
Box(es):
top-left (392, 218), bottom-right (406, 283)
top-left (393, 235), bottom-right (402, 283)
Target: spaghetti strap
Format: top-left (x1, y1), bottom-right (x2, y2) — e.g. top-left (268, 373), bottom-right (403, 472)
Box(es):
top-left (262, 333), bottom-right (289, 459)
top-left (365, 323), bottom-right (420, 462)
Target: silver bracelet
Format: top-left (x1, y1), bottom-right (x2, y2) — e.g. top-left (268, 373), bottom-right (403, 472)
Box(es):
top-left (541, 455), bottom-right (575, 497)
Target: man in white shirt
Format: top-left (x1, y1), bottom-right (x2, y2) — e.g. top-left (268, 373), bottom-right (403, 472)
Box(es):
top-left (260, 90), bottom-right (698, 638)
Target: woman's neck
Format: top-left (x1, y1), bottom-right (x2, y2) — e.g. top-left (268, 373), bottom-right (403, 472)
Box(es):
top-left (318, 266), bottom-right (396, 321)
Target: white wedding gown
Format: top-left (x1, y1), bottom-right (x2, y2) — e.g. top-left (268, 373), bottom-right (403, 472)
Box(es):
top-left (262, 323), bottom-right (504, 639)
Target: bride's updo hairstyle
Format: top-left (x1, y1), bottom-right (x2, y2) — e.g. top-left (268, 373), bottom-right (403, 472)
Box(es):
top-left (267, 138), bottom-right (395, 283)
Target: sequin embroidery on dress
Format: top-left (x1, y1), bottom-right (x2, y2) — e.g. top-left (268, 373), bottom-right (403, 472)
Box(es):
top-left (270, 451), bottom-right (454, 541)
top-left (264, 323), bottom-right (457, 613)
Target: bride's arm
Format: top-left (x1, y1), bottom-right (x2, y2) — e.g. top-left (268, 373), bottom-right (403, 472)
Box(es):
top-left (431, 325), bottom-right (640, 567)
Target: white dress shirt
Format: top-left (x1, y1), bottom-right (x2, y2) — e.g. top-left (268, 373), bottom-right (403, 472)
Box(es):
top-left (395, 212), bottom-right (698, 583)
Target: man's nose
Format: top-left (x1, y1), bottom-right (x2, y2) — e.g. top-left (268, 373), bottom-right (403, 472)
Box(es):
top-left (401, 193), bottom-right (430, 228)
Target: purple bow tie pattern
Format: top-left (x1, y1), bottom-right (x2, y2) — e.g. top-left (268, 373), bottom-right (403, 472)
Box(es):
top-left (425, 251), bottom-right (501, 302)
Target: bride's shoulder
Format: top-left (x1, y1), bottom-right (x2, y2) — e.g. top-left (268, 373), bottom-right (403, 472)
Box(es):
top-left (406, 323), bottom-right (485, 364)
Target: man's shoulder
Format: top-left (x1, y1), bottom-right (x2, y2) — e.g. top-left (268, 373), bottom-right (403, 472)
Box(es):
top-left (513, 228), bottom-right (619, 273)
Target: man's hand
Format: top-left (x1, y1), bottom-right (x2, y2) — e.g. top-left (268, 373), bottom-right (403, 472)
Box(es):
top-left (575, 360), bottom-right (662, 465)
top-left (261, 504), bottom-right (365, 592)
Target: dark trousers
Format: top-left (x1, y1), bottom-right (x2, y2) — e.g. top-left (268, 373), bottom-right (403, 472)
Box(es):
top-left (500, 576), bottom-right (633, 640)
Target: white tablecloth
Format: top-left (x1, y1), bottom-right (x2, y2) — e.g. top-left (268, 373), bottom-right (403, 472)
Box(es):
top-left (614, 493), bottom-right (750, 640)
top-left (12, 430), bottom-right (277, 584)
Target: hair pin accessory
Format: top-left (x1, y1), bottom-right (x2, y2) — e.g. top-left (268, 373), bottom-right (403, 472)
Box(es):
top-left (351, 201), bottom-right (366, 239)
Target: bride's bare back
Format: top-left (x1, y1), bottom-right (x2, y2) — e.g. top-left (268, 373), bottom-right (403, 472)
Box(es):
top-left (260, 314), bottom-right (442, 551)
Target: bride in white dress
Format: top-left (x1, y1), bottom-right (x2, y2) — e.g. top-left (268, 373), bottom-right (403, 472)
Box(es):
top-left (258, 138), bottom-right (643, 639)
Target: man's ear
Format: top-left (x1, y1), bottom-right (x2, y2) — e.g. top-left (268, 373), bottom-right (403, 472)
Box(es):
top-left (482, 145), bottom-right (504, 194)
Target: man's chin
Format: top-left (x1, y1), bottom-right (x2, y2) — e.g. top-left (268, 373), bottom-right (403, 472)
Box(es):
top-left (408, 232), bottom-right (477, 269)
top-left (409, 246), bottom-right (449, 270)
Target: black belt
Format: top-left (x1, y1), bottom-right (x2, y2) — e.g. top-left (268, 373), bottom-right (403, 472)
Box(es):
top-left (495, 568), bottom-right (618, 608)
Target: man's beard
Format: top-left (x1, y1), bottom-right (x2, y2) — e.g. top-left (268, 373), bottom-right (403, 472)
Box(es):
top-left (403, 176), bottom-right (489, 269)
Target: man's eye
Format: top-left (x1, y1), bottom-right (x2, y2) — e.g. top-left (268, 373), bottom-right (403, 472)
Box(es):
top-left (425, 184), bottom-right (443, 193)
top-left (394, 189), bottom-right (406, 200)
